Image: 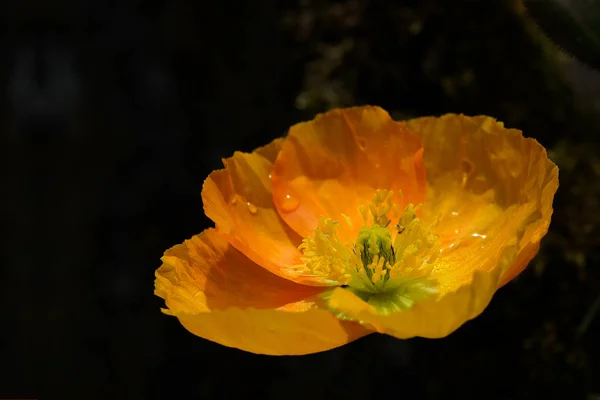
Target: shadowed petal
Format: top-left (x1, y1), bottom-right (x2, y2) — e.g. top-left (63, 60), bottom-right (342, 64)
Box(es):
top-left (202, 138), bottom-right (329, 285)
top-left (155, 228), bottom-right (371, 355)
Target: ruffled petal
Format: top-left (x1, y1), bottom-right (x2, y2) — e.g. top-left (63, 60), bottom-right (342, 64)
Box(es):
top-left (202, 138), bottom-right (328, 285)
top-left (155, 228), bottom-right (321, 312)
top-left (406, 114), bottom-right (558, 294)
top-left (271, 106), bottom-right (426, 239)
top-left (155, 228), bottom-right (371, 355)
top-left (328, 268), bottom-right (502, 339)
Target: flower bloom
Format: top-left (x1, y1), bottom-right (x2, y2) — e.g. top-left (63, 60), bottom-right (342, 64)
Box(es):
top-left (154, 106), bottom-right (558, 355)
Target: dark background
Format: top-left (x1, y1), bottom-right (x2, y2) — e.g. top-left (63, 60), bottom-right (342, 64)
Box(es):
top-left (1, 0), bottom-right (599, 399)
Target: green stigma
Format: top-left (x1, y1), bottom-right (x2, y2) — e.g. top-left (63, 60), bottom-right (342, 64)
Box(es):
top-left (355, 225), bottom-right (395, 279)
top-left (301, 189), bottom-right (440, 319)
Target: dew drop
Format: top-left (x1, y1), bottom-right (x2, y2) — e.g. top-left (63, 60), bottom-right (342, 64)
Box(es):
top-left (247, 202), bottom-right (258, 214)
top-left (268, 173), bottom-right (272, 180)
top-left (507, 160), bottom-right (521, 177)
top-left (280, 191), bottom-right (300, 212)
top-left (440, 243), bottom-right (456, 253)
top-left (230, 195), bottom-right (239, 206)
top-left (451, 211), bottom-right (459, 216)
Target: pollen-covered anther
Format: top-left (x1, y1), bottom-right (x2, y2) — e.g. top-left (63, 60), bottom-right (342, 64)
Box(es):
top-left (359, 189), bottom-right (399, 227)
top-left (298, 217), bottom-right (353, 285)
top-left (300, 190), bottom-right (441, 314)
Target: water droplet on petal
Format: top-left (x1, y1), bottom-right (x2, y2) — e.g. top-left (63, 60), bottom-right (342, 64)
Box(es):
top-left (279, 191), bottom-right (300, 212)
top-left (268, 174), bottom-right (272, 180)
top-left (451, 211), bottom-right (459, 216)
top-left (508, 160), bottom-right (521, 177)
top-left (247, 202), bottom-right (258, 214)
top-left (440, 242), bottom-right (456, 253)
top-left (230, 195), bottom-right (239, 206)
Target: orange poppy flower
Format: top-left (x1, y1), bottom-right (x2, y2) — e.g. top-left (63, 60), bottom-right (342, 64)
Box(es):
top-left (154, 106), bottom-right (558, 355)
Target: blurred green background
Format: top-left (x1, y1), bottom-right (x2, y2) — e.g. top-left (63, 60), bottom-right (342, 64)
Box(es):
top-left (1, 0), bottom-right (599, 399)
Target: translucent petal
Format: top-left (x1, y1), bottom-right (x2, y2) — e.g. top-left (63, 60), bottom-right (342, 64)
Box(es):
top-left (202, 138), bottom-right (329, 285)
top-left (271, 106), bottom-right (426, 240)
top-left (155, 228), bottom-right (371, 355)
top-left (407, 114), bottom-right (558, 293)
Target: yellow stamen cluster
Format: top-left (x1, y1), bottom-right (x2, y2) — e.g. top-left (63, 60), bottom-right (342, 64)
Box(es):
top-left (298, 218), bottom-right (352, 285)
top-left (299, 189), bottom-right (440, 314)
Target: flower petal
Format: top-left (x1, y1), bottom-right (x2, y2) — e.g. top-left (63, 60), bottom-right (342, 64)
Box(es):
top-left (499, 241), bottom-right (540, 287)
top-left (202, 138), bottom-right (327, 285)
top-left (155, 228), bottom-right (370, 355)
top-left (406, 114), bottom-right (558, 293)
top-left (155, 228), bottom-right (320, 312)
top-left (328, 267), bottom-right (503, 339)
top-left (172, 308), bottom-right (370, 355)
top-left (271, 106), bottom-right (426, 239)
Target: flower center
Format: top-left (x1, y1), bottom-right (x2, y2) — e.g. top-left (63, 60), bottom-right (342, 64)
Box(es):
top-left (299, 189), bottom-right (440, 314)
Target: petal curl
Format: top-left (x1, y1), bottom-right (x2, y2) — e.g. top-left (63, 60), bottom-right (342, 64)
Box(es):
top-left (329, 267), bottom-right (503, 339)
top-left (202, 138), bottom-right (327, 285)
top-left (271, 106), bottom-right (426, 239)
top-left (406, 114), bottom-right (558, 293)
top-left (155, 228), bottom-right (371, 355)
